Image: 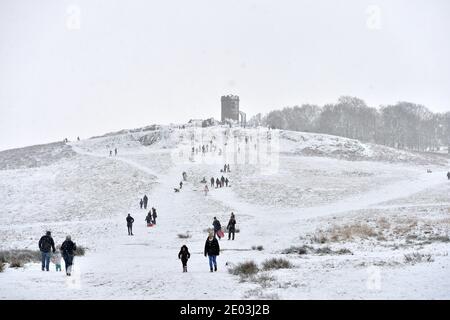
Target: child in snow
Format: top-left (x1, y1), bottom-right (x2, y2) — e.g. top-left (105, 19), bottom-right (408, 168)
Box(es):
top-left (51, 249), bottom-right (62, 272)
top-left (178, 245), bottom-right (191, 272)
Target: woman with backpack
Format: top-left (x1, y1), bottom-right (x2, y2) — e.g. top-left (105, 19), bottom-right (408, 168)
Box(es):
top-left (61, 235), bottom-right (77, 276)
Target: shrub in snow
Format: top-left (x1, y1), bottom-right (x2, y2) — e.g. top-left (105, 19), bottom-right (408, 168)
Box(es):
top-left (74, 246), bottom-right (87, 256)
top-left (0, 262), bottom-right (4, 272)
top-left (262, 258), bottom-right (293, 270)
top-left (229, 261), bottom-right (259, 276)
top-left (404, 252), bottom-right (434, 264)
top-left (0, 250), bottom-right (41, 265)
top-left (177, 232), bottom-right (191, 239)
top-left (251, 245), bottom-right (264, 251)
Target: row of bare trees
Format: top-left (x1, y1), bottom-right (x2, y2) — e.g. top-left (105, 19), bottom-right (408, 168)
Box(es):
top-left (248, 96), bottom-right (450, 152)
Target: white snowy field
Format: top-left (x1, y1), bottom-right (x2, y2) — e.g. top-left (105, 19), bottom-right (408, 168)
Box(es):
top-left (0, 125), bottom-right (449, 299)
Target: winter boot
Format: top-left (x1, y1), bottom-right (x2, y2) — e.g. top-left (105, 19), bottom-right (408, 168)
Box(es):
top-left (214, 265), bottom-right (217, 272)
top-left (210, 268), bottom-right (213, 272)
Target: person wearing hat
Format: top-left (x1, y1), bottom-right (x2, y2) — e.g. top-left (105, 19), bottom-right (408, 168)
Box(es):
top-left (61, 235), bottom-right (77, 276)
top-left (38, 231), bottom-right (56, 271)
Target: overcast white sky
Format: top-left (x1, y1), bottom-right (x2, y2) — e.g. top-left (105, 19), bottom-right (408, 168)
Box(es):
top-left (1, 0), bottom-right (449, 151)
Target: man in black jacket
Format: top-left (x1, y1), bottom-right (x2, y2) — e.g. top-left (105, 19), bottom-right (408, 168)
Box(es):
top-left (126, 214), bottom-right (135, 235)
top-left (38, 231), bottom-right (56, 271)
top-left (61, 235), bottom-right (77, 276)
top-left (143, 195), bottom-right (148, 210)
top-left (227, 213), bottom-right (237, 240)
top-left (204, 232), bottom-right (220, 272)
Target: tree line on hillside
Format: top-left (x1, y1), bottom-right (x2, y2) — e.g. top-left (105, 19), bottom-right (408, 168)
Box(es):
top-left (248, 96), bottom-right (450, 152)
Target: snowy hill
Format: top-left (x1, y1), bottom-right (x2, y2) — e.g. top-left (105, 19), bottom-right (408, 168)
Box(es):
top-left (1, 125), bottom-right (449, 299)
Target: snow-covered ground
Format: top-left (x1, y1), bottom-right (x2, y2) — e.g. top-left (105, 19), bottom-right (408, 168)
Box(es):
top-left (0, 125), bottom-right (449, 299)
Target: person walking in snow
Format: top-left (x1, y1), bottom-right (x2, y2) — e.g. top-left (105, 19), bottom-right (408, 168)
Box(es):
top-left (204, 184), bottom-right (209, 196)
top-left (139, 198), bottom-right (144, 209)
top-left (145, 212), bottom-right (153, 226)
top-left (223, 164), bottom-right (227, 172)
top-left (143, 195), bottom-right (148, 210)
top-left (220, 176), bottom-right (225, 187)
top-left (126, 214), bottom-right (135, 235)
top-left (447, 171), bottom-right (450, 180)
top-left (152, 207), bottom-right (157, 225)
top-left (212, 217), bottom-right (222, 240)
top-left (225, 177), bottom-right (229, 187)
top-left (109, 150), bottom-right (112, 156)
top-left (180, 181), bottom-right (183, 189)
top-left (77, 136), bottom-right (80, 141)
top-left (115, 148), bottom-right (118, 156)
top-left (38, 231), bottom-right (56, 271)
top-left (178, 245), bottom-right (191, 272)
top-left (204, 232), bottom-right (220, 272)
top-left (215, 178), bottom-right (220, 189)
top-left (210, 177), bottom-right (215, 187)
top-left (227, 213), bottom-right (236, 240)
top-left (51, 248), bottom-right (62, 272)
top-left (227, 164), bottom-right (230, 172)
top-left (61, 235), bottom-right (77, 276)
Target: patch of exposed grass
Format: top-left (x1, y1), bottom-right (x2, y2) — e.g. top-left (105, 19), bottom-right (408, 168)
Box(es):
top-left (251, 245), bottom-right (264, 251)
top-left (262, 258), bottom-right (293, 270)
top-left (0, 250), bottom-right (41, 265)
top-left (229, 261), bottom-right (259, 276)
top-left (404, 252), bottom-right (434, 264)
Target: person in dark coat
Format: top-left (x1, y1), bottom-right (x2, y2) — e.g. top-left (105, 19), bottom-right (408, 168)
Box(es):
top-left (38, 231), bottom-right (56, 271)
top-left (204, 232), bottom-right (220, 272)
top-left (145, 212), bottom-right (153, 226)
top-left (61, 235), bottom-right (77, 276)
top-left (212, 217), bottom-right (222, 239)
top-left (126, 214), bottom-right (135, 235)
top-left (210, 177), bottom-right (215, 187)
top-left (152, 207), bottom-right (157, 225)
top-left (139, 198), bottom-right (143, 209)
top-left (447, 171), bottom-right (450, 180)
top-left (220, 176), bottom-right (225, 187)
top-left (223, 164), bottom-right (227, 172)
top-left (225, 177), bottom-right (229, 187)
top-left (227, 164), bottom-right (230, 172)
top-left (227, 213), bottom-right (236, 240)
top-left (216, 178), bottom-right (220, 188)
top-left (143, 195), bottom-right (148, 209)
top-left (178, 245), bottom-right (191, 272)
top-left (180, 181), bottom-right (183, 189)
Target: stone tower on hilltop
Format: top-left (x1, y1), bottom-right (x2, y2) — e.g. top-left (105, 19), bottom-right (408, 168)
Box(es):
top-left (221, 95), bottom-right (240, 123)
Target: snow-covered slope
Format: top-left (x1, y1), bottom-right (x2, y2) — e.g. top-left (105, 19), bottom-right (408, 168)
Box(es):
top-left (0, 126), bottom-right (449, 299)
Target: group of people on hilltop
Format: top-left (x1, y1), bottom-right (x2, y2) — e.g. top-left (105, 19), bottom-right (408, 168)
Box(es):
top-left (109, 148), bottom-right (118, 156)
top-left (178, 213), bottom-right (237, 273)
top-left (38, 231), bottom-right (77, 276)
top-left (210, 176), bottom-right (229, 188)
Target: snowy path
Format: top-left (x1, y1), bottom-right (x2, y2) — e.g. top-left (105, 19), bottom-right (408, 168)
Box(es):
top-left (1, 135), bottom-right (449, 300)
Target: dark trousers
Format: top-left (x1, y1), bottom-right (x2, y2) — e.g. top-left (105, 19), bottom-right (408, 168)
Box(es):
top-left (152, 217), bottom-right (156, 224)
top-left (127, 225), bottom-right (133, 235)
top-left (144, 203), bottom-right (147, 209)
top-left (41, 252), bottom-right (51, 271)
top-left (228, 230), bottom-right (235, 240)
top-left (63, 254), bottom-right (74, 272)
